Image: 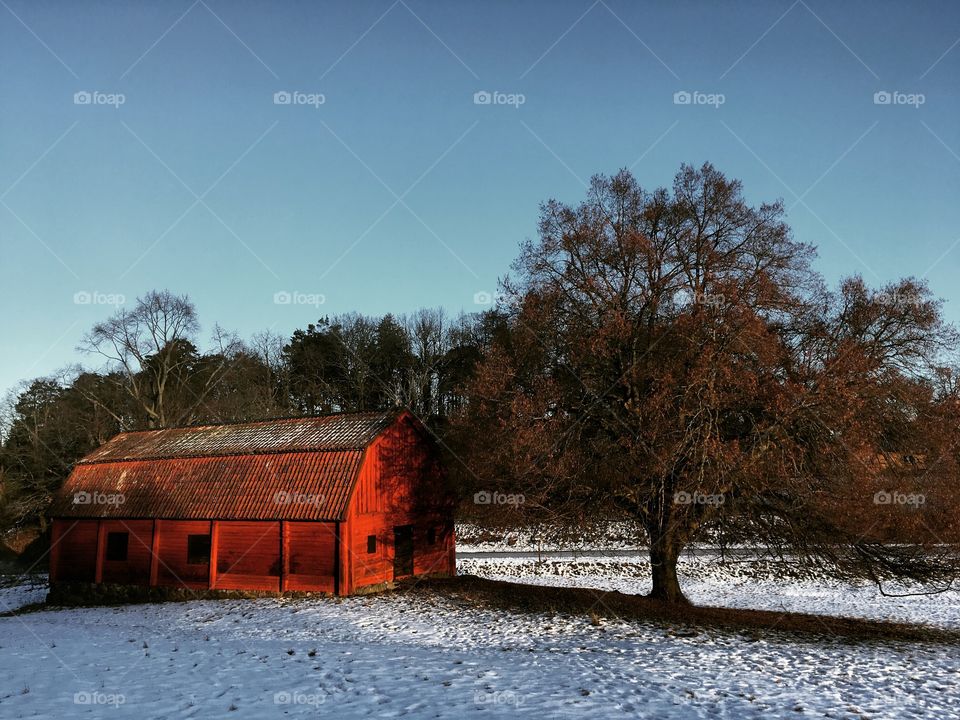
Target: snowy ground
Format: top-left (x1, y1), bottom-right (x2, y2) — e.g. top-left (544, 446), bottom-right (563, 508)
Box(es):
top-left (456, 522), bottom-right (644, 553)
top-left (0, 573), bottom-right (47, 614)
top-left (1, 549), bottom-right (959, 719)
top-left (457, 550), bottom-right (960, 631)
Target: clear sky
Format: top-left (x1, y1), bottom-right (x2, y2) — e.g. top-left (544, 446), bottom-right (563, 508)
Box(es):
top-left (2, 0), bottom-right (959, 399)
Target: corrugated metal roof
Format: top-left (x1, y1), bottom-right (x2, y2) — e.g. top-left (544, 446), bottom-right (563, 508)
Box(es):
top-left (81, 411), bottom-right (394, 463)
top-left (52, 450), bottom-right (364, 520)
top-left (52, 411), bottom-right (400, 521)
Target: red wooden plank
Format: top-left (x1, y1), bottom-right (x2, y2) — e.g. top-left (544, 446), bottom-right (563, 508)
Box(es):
top-left (155, 520), bottom-right (211, 588)
top-left (216, 521), bottom-right (281, 592)
top-left (53, 520), bottom-right (97, 582)
top-left (285, 521), bottom-right (336, 592)
top-left (209, 520), bottom-right (219, 590)
top-left (94, 520), bottom-right (105, 584)
top-left (149, 519), bottom-right (159, 586)
top-left (280, 520), bottom-right (288, 592)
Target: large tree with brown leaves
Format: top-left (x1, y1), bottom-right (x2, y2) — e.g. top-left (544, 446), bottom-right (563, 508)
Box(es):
top-left (452, 163), bottom-right (960, 603)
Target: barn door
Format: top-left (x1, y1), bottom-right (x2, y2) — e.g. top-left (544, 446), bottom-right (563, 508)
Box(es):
top-left (393, 525), bottom-right (413, 579)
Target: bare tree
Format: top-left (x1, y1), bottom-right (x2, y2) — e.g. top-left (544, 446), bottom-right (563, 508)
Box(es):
top-left (404, 308), bottom-right (445, 417)
top-left (453, 164), bottom-right (960, 603)
top-left (250, 329), bottom-right (291, 410)
top-left (78, 290), bottom-right (200, 428)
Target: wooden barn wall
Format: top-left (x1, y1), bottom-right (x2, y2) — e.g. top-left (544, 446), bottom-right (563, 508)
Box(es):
top-left (284, 521), bottom-right (337, 592)
top-left (99, 519), bottom-right (153, 585)
top-left (214, 520), bottom-right (281, 591)
top-left (155, 520), bottom-right (212, 588)
top-left (52, 518), bottom-right (340, 594)
top-left (345, 419), bottom-right (456, 594)
top-left (50, 519), bottom-right (98, 583)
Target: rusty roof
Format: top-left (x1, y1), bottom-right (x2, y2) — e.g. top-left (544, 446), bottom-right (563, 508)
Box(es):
top-left (52, 451), bottom-right (364, 521)
top-left (80, 411), bottom-right (395, 463)
top-left (52, 411), bottom-right (402, 521)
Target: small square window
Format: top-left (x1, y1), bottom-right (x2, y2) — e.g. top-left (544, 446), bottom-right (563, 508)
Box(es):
top-left (367, 535), bottom-right (377, 553)
top-left (426, 527), bottom-right (437, 545)
top-left (105, 532), bottom-right (128, 562)
top-left (187, 534), bottom-right (211, 564)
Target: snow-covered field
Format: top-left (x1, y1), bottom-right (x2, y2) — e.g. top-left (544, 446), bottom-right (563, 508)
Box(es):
top-left (457, 551), bottom-right (960, 630)
top-left (1, 548), bottom-right (959, 719)
top-left (0, 573), bottom-right (47, 614)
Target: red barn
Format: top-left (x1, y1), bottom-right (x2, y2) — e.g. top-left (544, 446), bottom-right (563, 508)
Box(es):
top-left (48, 410), bottom-right (455, 595)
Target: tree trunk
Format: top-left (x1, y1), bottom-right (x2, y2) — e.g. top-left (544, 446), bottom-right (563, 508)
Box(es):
top-left (648, 535), bottom-right (689, 604)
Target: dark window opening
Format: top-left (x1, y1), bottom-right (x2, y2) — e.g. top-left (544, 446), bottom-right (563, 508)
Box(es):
top-left (105, 532), bottom-right (128, 562)
top-left (393, 525), bottom-right (413, 578)
top-left (367, 535), bottom-right (377, 553)
top-left (187, 534), bottom-right (211, 564)
top-left (426, 527), bottom-right (436, 545)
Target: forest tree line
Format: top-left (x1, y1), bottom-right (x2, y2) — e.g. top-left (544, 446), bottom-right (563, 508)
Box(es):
top-left (0, 293), bottom-right (504, 533)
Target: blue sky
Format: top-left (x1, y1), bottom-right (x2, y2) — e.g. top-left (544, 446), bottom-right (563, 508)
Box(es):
top-left (2, 0), bottom-right (959, 398)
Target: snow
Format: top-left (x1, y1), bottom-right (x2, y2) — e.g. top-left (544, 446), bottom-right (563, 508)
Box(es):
top-left (1, 550), bottom-right (959, 719)
top-left (456, 522), bottom-right (643, 553)
top-left (0, 574), bottom-right (47, 613)
top-left (456, 551), bottom-right (960, 630)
